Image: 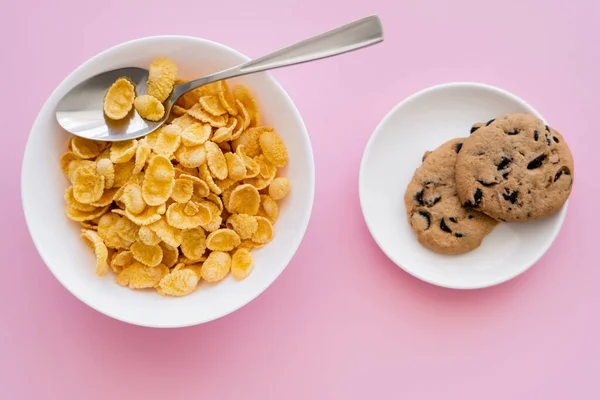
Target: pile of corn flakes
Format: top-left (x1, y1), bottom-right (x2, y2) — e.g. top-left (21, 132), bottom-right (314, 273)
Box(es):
top-left (62, 57), bottom-right (291, 297)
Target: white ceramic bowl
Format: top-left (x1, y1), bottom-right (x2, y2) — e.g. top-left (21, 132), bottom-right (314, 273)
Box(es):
top-left (359, 82), bottom-right (568, 289)
top-left (22, 36), bottom-right (315, 327)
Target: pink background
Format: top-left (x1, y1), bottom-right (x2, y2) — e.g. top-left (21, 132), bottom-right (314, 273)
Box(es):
top-left (2, 0), bottom-right (599, 398)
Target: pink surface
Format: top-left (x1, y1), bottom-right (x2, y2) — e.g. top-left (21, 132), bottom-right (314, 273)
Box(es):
top-left (2, 0), bottom-right (599, 398)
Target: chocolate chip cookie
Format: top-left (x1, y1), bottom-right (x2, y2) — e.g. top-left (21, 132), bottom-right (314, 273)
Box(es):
top-left (404, 138), bottom-right (498, 255)
top-left (455, 113), bottom-right (574, 222)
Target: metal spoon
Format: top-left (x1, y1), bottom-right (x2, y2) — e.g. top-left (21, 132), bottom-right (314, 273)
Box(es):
top-left (55, 15), bottom-right (383, 141)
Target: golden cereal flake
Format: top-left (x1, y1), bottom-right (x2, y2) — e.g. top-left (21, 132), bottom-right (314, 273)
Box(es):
top-left (148, 217), bottom-right (183, 247)
top-left (206, 228), bottom-right (241, 252)
top-left (110, 250), bottom-right (133, 274)
top-left (228, 184), bottom-right (260, 215)
top-left (181, 123), bottom-right (212, 147)
top-left (205, 141), bottom-right (228, 180)
top-left (154, 124), bottom-right (182, 157)
top-left (104, 77), bottom-right (136, 120)
top-left (112, 204), bottom-right (164, 226)
top-left (142, 155), bottom-right (175, 206)
top-left (201, 251), bottom-right (231, 282)
top-left (199, 95), bottom-right (227, 116)
top-left (71, 137), bottom-right (103, 159)
top-left (232, 126), bottom-right (272, 158)
top-left (132, 140), bottom-right (151, 175)
top-left (199, 163), bottom-right (222, 195)
top-left (131, 241), bottom-right (163, 267)
top-left (73, 165), bottom-right (105, 204)
top-left (115, 216), bottom-right (139, 243)
top-left (171, 178), bottom-right (194, 203)
top-left (180, 228), bottom-right (207, 261)
top-left (97, 213), bottom-right (133, 249)
top-left (64, 186), bottom-right (96, 212)
top-left (116, 262), bottom-right (169, 289)
top-left (120, 183), bottom-right (146, 214)
top-left (60, 151), bottom-right (81, 177)
top-left (134, 95), bottom-right (165, 121)
top-left (112, 159), bottom-right (136, 188)
top-left (233, 84), bottom-right (260, 127)
top-left (157, 269), bottom-right (199, 296)
top-left (137, 226), bottom-right (162, 246)
top-left (81, 229), bottom-right (110, 276)
top-left (269, 177), bottom-right (290, 200)
top-left (184, 200), bottom-right (199, 216)
top-left (110, 140), bottom-right (138, 164)
top-left (226, 214), bottom-right (258, 240)
top-left (259, 131), bottom-right (288, 167)
top-left (225, 152), bottom-right (246, 181)
top-left (258, 194), bottom-right (279, 223)
top-left (175, 145), bottom-right (206, 168)
top-left (211, 118), bottom-right (237, 143)
top-left (96, 158), bottom-right (115, 189)
top-left (253, 216), bottom-right (273, 244)
top-left (147, 57), bottom-right (178, 103)
top-left (231, 248), bottom-right (253, 280)
top-left (166, 202), bottom-right (211, 229)
top-left (90, 188), bottom-right (119, 207)
top-left (187, 104), bottom-right (228, 128)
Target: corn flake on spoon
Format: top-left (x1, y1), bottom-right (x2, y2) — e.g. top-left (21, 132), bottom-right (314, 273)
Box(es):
top-left (56, 15), bottom-right (383, 142)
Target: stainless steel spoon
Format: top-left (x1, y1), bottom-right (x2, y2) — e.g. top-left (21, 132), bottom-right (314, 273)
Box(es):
top-left (55, 15), bottom-right (383, 141)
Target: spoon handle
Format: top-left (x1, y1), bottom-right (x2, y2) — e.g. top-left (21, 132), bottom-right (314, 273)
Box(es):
top-left (175, 15), bottom-right (383, 97)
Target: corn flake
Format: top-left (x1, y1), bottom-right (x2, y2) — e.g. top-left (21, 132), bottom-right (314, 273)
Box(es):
top-left (228, 184), bottom-right (260, 215)
top-left (232, 127), bottom-right (271, 158)
top-left (115, 216), bottom-right (139, 242)
top-left (104, 77), bottom-right (135, 120)
top-left (110, 140), bottom-right (137, 164)
top-left (157, 269), bottom-right (199, 296)
top-left (71, 137), bottom-right (103, 159)
top-left (81, 229), bottom-right (109, 276)
top-left (64, 186), bottom-right (96, 212)
top-left (180, 228), bottom-right (207, 261)
top-left (60, 151), bottom-right (81, 177)
top-left (206, 228), bottom-right (241, 252)
top-left (231, 248), bottom-right (253, 280)
top-left (166, 202), bottom-right (210, 229)
top-left (199, 95), bottom-right (227, 116)
top-left (113, 159), bottom-right (136, 188)
top-left (148, 217), bottom-right (182, 247)
top-left (159, 242), bottom-right (179, 268)
top-left (187, 104), bottom-right (228, 128)
top-left (131, 241), bottom-right (163, 267)
top-left (112, 203), bottom-right (164, 226)
top-left (73, 165), bottom-right (105, 204)
top-left (259, 131), bottom-right (288, 167)
top-left (199, 163), bottom-right (222, 195)
top-left (116, 262), bottom-right (169, 289)
top-left (175, 144), bottom-right (206, 168)
top-left (154, 124), bottom-right (181, 157)
top-left (201, 251), bottom-right (231, 282)
top-left (96, 158), bottom-right (115, 189)
top-left (225, 152), bottom-right (246, 181)
top-left (226, 214), bottom-right (258, 240)
top-left (205, 141), bottom-right (228, 180)
top-left (211, 118), bottom-right (237, 143)
top-left (138, 226), bottom-right (161, 246)
top-left (171, 178), bottom-right (194, 203)
top-left (233, 85), bottom-right (260, 127)
top-left (90, 187), bottom-right (119, 207)
top-left (269, 177), bottom-right (290, 200)
top-left (181, 123), bottom-right (211, 146)
top-left (120, 183), bottom-right (146, 214)
top-left (253, 216), bottom-right (273, 244)
top-left (110, 250), bottom-right (133, 274)
top-left (147, 57), bottom-right (177, 103)
top-left (97, 214), bottom-right (132, 249)
top-left (142, 155), bottom-right (175, 206)
top-left (134, 95), bottom-right (165, 121)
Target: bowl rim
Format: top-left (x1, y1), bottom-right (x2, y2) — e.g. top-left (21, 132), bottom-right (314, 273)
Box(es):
top-left (358, 81), bottom-right (569, 290)
top-left (21, 35), bottom-right (315, 327)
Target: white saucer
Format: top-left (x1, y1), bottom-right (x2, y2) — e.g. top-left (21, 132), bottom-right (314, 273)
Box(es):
top-left (359, 82), bottom-right (568, 289)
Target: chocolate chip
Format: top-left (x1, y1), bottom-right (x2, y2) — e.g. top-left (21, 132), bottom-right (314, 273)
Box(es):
top-left (455, 142), bottom-right (463, 153)
top-left (464, 189), bottom-right (483, 208)
top-left (505, 128), bottom-right (520, 135)
top-left (497, 157), bottom-right (511, 170)
top-left (426, 196), bottom-right (441, 207)
top-left (553, 136), bottom-right (559, 143)
top-left (470, 126), bottom-right (480, 134)
top-left (417, 211), bottom-right (431, 230)
top-left (554, 166), bottom-right (571, 182)
top-left (502, 189), bottom-right (518, 204)
top-left (467, 215), bottom-right (473, 219)
top-left (486, 119), bottom-right (495, 126)
top-left (455, 233), bottom-right (465, 238)
top-left (502, 172), bottom-right (510, 179)
top-left (545, 125), bottom-right (551, 133)
top-left (449, 217), bottom-right (457, 223)
top-left (527, 212), bottom-right (532, 218)
top-left (414, 190), bottom-right (424, 206)
top-left (527, 154), bottom-right (546, 169)
top-left (546, 136), bottom-right (552, 146)
top-left (534, 130), bottom-right (539, 141)
top-left (477, 179), bottom-right (497, 187)
top-left (440, 218), bottom-right (452, 233)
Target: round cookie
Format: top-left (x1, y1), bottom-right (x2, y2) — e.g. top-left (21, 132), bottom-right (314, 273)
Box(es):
top-left (404, 138), bottom-right (498, 255)
top-left (455, 113), bottom-right (574, 222)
